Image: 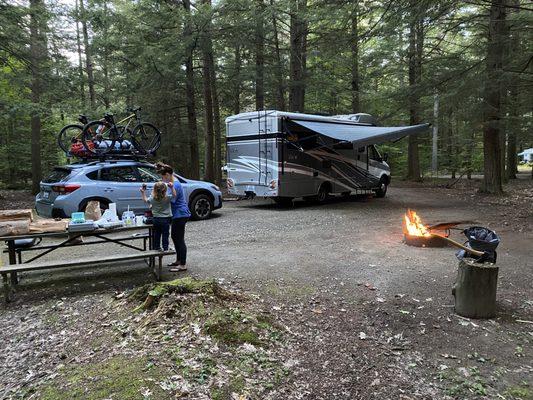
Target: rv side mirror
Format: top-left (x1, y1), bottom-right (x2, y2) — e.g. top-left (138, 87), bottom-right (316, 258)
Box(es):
top-left (383, 153), bottom-right (389, 162)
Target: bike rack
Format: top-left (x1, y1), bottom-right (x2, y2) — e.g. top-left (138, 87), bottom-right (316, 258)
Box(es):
top-left (64, 150), bottom-right (157, 165)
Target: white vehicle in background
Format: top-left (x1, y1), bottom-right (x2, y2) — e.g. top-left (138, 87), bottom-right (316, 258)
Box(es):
top-left (225, 110), bottom-right (429, 204)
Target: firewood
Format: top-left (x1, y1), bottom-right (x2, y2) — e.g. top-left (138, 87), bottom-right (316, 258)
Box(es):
top-left (29, 219), bottom-right (68, 233)
top-left (0, 220), bottom-right (31, 236)
top-left (0, 209), bottom-right (33, 222)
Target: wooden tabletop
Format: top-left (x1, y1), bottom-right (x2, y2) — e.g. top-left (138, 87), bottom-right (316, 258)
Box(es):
top-left (0, 224), bottom-right (152, 242)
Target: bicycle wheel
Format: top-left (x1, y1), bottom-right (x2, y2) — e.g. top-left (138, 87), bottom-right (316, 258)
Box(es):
top-left (81, 120), bottom-right (117, 155)
top-left (57, 124), bottom-right (83, 153)
top-left (131, 122), bottom-right (161, 154)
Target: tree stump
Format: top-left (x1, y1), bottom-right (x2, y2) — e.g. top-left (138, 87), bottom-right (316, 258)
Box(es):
top-left (453, 259), bottom-right (499, 319)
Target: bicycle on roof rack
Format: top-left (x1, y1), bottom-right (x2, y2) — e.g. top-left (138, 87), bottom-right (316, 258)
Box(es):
top-left (57, 114), bottom-right (89, 153)
top-left (81, 107), bottom-right (161, 156)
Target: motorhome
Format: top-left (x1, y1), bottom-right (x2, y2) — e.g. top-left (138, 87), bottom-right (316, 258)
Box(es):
top-left (225, 110), bottom-right (429, 204)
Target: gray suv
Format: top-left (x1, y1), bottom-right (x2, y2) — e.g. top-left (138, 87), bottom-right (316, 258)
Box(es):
top-left (35, 160), bottom-right (223, 220)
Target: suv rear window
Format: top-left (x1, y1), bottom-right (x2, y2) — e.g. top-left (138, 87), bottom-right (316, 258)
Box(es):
top-left (86, 170), bottom-right (99, 180)
top-left (42, 168), bottom-right (73, 183)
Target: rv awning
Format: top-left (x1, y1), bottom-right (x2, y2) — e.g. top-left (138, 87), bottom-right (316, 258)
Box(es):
top-left (290, 119), bottom-right (430, 147)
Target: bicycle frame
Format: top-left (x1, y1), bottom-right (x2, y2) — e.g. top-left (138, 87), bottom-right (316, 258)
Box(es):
top-left (92, 111), bottom-right (140, 139)
top-left (115, 113), bottom-right (137, 129)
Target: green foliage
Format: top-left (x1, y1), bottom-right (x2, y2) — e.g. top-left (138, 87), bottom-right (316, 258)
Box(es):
top-left (0, 0), bottom-right (531, 185)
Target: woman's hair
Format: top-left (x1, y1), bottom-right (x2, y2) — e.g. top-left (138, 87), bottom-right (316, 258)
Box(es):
top-left (155, 162), bottom-right (173, 176)
top-left (152, 181), bottom-right (167, 201)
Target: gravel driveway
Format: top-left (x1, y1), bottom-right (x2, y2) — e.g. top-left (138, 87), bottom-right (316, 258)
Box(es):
top-left (1, 181), bottom-right (532, 399)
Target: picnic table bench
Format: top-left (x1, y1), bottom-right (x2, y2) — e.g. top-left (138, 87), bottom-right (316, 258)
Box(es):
top-left (0, 224), bottom-right (173, 302)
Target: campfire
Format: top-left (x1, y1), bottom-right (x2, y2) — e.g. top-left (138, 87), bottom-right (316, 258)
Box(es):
top-left (402, 209), bottom-right (448, 247)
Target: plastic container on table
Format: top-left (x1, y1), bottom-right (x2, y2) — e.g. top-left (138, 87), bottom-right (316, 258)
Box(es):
top-left (70, 212), bottom-right (85, 224)
top-left (122, 209), bottom-right (136, 226)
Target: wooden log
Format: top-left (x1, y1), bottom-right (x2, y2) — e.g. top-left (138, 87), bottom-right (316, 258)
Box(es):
top-left (29, 219), bottom-right (68, 233)
top-left (0, 220), bottom-right (31, 236)
top-left (452, 259), bottom-right (499, 319)
top-left (0, 209), bottom-right (33, 222)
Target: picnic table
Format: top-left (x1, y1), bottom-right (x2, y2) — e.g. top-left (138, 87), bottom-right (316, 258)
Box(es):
top-left (0, 224), bottom-right (173, 302)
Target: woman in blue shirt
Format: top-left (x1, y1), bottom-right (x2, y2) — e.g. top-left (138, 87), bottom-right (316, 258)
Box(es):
top-left (156, 162), bottom-right (191, 271)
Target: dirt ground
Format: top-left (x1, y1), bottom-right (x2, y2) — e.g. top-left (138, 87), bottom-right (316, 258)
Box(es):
top-left (0, 175), bottom-right (532, 399)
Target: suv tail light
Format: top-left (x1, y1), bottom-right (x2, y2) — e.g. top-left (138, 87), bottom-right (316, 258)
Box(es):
top-left (227, 178), bottom-right (234, 188)
top-left (52, 184), bottom-right (81, 194)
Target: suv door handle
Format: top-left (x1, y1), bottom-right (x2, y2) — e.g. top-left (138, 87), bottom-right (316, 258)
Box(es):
top-left (104, 187), bottom-right (114, 192)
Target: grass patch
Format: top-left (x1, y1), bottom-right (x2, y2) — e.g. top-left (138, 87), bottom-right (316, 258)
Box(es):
top-left (505, 385), bottom-right (533, 400)
top-left (211, 375), bottom-right (246, 400)
top-left (437, 367), bottom-right (489, 397)
top-left (38, 356), bottom-right (167, 400)
top-left (204, 308), bottom-right (265, 346)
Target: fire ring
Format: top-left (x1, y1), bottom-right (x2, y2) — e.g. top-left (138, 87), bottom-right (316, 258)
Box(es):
top-left (403, 233), bottom-right (448, 247)
top-left (403, 209), bottom-right (450, 248)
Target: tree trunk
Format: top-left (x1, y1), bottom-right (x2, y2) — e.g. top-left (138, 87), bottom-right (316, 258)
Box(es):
top-left (451, 111), bottom-right (457, 179)
top-left (8, 118), bottom-right (16, 187)
top-left (79, 0), bottom-right (95, 110)
top-left (183, 0), bottom-right (200, 179)
top-left (232, 45), bottom-right (241, 115)
top-left (255, 0), bottom-right (265, 110)
top-left (212, 68), bottom-right (222, 186)
top-left (481, 0), bottom-right (506, 194)
top-left (29, 0), bottom-right (46, 195)
top-left (201, 50), bottom-right (215, 183)
top-left (201, 0), bottom-right (216, 182)
top-left (173, 104), bottom-right (185, 170)
top-left (406, 3), bottom-right (422, 181)
top-left (289, 0), bottom-right (307, 113)
top-left (75, 0), bottom-right (85, 106)
top-left (506, 0), bottom-right (520, 180)
top-left (432, 91), bottom-right (439, 173)
top-left (271, 0), bottom-right (286, 111)
top-left (350, 4), bottom-right (360, 113)
top-left (102, 0), bottom-right (110, 109)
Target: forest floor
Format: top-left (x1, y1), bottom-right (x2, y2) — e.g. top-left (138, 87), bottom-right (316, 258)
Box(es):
top-left (0, 173), bottom-right (532, 400)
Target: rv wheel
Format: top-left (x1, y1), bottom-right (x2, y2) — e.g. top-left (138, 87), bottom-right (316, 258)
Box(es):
top-left (273, 197), bottom-right (293, 207)
top-left (316, 183), bottom-right (329, 203)
top-left (374, 178), bottom-right (388, 198)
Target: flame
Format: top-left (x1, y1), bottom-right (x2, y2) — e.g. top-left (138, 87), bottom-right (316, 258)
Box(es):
top-left (403, 209), bottom-right (430, 237)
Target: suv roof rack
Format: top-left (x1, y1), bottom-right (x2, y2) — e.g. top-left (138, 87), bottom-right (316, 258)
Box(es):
top-left (65, 151), bottom-right (156, 165)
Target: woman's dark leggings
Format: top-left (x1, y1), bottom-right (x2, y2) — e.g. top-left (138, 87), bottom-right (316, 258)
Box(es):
top-left (171, 217), bottom-right (188, 265)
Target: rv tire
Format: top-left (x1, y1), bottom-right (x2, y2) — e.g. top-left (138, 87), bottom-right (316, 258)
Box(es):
top-left (273, 197), bottom-right (293, 207)
top-left (316, 183), bottom-right (330, 203)
top-left (374, 177), bottom-right (388, 198)
top-left (305, 183), bottom-right (330, 204)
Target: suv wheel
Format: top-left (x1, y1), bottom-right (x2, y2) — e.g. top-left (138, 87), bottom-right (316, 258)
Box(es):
top-left (80, 199), bottom-right (109, 214)
top-left (190, 194), bottom-right (213, 220)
